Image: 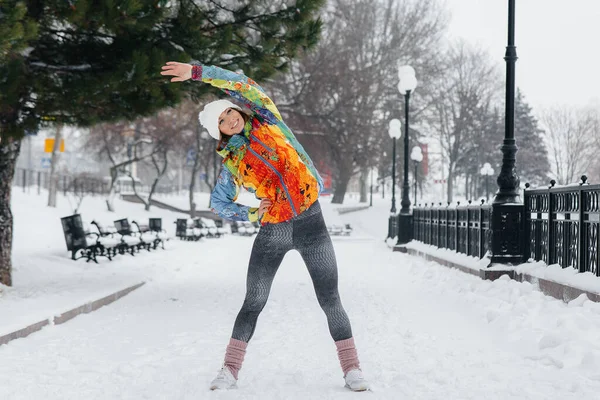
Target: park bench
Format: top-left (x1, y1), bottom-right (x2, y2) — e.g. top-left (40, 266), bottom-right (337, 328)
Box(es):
top-left (198, 217), bottom-right (221, 238)
top-left (61, 214), bottom-right (110, 262)
top-left (92, 220), bottom-right (134, 256)
top-left (132, 219), bottom-right (166, 250)
top-left (149, 218), bottom-right (170, 243)
top-left (327, 224), bottom-right (353, 236)
top-left (214, 219), bottom-right (231, 236)
top-left (114, 218), bottom-right (147, 253)
top-left (175, 218), bottom-right (205, 241)
top-left (231, 221), bottom-right (257, 236)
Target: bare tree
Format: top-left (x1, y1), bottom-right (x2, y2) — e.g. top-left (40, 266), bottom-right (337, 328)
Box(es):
top-left (130, 105), bottom-right (197, 211)
top-left (84, 121), bottom-right (157, 211)
top-left (541, 106), bottom-right (598, 185)
top-left (425, 41), bottom-right (502, 201)
top-left (164, 99), bottom-right (217, 216)
top-left (270, 0), bottom-right (448, 203)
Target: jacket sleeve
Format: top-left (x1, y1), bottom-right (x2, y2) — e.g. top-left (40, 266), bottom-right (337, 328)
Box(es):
top-left (191, 64), bottom-right (282, 125)
top-left (210, 167), bottom-right (259, 222)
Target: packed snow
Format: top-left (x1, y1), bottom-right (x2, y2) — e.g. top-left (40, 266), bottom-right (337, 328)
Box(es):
top-left (2, 190), bottom-right (600, 399)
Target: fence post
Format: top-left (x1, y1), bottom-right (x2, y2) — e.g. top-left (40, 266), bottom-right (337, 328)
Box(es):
top-left (547, 180), bottom-right (556, 265)
top-left (466, 201), bottom-right (472, 256)
top-left (579, 177), bottom-right (587, 273)
top-left (523, 186), bottom-right (530, 261)
top-left (446, 202), bottom-right (450, 249)
top-left (455, 202), bottom-right (460, 251)
top-left (479, 200), bottom-right (485, 258)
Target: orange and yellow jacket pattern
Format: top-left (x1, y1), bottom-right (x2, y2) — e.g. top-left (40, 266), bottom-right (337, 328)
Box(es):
top-left (192, 65), bottom-right (324, 225)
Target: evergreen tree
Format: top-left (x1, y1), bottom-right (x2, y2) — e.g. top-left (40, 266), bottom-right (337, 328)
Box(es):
top-left (513, 90), bottom-right (550, 187)
top-left (0, 0), bottom-right (325, 286)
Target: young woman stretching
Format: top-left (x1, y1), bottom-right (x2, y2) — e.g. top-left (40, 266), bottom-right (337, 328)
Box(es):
top-left (161, 61), bottom-right (369, 392)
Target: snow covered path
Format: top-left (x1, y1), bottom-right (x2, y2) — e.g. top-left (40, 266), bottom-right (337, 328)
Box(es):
top-left (3, 192), bottom-right (600, 399)
top-left (3, 226), bottom-right (600, 399)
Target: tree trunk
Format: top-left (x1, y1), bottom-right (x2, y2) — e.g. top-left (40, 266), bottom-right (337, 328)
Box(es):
top-left (359, 168), bottom-right (368, 203)
top-left (47, 124), bottom-right (63, 207)
top-left (0, 139), bottom-right (22, 287)
top-left (189, 131), bottom-right (203, 218)
top-left (147, 155), bottom-right (169, 212)
top-left (105, 167), bottom-right (118, 212)
top-left (130, 173), bottom-right (150, 210)
top-left (331, 169), bottom-right (352, 204)
top-left (447, 168), bottom-right (454, 203)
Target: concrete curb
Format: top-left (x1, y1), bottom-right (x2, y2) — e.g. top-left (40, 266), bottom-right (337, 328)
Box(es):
top-left (0, 282), bottom-right (145, 347)
top-left (337, 206), bottom-right (370, 215)
top-left (400, 246), bottom-right (600, 305)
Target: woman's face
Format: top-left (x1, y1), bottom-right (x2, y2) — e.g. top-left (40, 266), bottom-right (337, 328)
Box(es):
top-left (218, 108), bottom-right (244, 136)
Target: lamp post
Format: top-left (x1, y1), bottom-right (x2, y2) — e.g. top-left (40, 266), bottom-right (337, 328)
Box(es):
top-left (386, 120), bottom-right (401, 240)
top-left (388, 119), bottom-right (402, 214)
top-left (411, 146), bottom-right (423, 205)
top-left (480, 162), bottom-right (495, 202)
top-left (489, 0), bottom-right (524, 265)
top-left (396, 65), bottom-right (418, 246)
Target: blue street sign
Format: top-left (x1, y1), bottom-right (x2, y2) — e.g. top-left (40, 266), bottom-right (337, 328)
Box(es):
top-left (186, 149), bottom-right (196, 165)
top-left (41, 157), bottom-right (51, 169)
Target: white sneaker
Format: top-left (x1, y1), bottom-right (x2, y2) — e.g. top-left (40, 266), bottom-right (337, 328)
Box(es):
top-left (209, 366), bottom-right (238, 390)
top-left (344, 369), bottom-right (370, 392)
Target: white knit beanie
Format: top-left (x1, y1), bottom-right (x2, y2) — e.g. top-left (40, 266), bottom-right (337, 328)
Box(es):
top-left (198, 99), bottom-right (243, 140)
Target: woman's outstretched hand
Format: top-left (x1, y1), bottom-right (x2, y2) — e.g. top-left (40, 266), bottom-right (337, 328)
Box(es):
top-left (160, 62), bottom-right (192, 82)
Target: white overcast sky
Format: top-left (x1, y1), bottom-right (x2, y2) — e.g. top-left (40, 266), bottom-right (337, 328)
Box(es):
top-left (443, 0), bottom-right (600, 113)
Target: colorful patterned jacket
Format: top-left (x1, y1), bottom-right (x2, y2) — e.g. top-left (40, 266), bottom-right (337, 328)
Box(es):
top-left (191, 65), bottom-right (324, 225)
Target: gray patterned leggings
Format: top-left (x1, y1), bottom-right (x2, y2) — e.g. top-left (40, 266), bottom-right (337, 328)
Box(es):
top-left (231, 201), bottom-right (353, 343)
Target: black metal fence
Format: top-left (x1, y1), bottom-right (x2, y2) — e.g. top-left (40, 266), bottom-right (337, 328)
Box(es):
top-left (12, 168), bottom-right (179, 196)
top-left (414, 201), bottom-right (492, 259)
top-left (524, 179), bottom-right (600, 275)
top-left (411, 177), bottom-right (600, 276)
top-left (12, 168), bottom-right (110, 196)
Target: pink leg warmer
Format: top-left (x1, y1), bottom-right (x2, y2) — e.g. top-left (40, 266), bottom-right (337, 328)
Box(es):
top-left (224, 338), bottom-right (248, 380)
top-left (335, 337), bottom-right (361, 375)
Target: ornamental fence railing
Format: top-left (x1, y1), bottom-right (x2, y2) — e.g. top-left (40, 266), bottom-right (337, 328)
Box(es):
top-left (413, 200), bottom-right (492, 259)
top-left (524, 178), bottom-right (600, 275)
top-left (410, 176), bottom-right (600, 276)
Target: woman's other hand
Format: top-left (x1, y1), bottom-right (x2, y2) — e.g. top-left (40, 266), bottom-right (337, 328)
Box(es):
top-left (258, 199), bottom-right (273, 219)
top-left (160, 62), bottom-right (192, 82)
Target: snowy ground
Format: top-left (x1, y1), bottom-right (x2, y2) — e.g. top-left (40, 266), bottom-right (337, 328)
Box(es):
top-left (2, 190), bottom-right (600, 399)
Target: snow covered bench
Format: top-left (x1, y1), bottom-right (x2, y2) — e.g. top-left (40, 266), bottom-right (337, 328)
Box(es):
top-left (327, 224), bottom-right (353, 236)
top-left (231, 221), bottom-right (257, 236)
top-left (132, 219), bottom-right (168, 250)
top-left (92, 220), bottom-right (135, 256)
top-left (114, 218), bottom-right (147, 253)
top-left (60, 214), bottom-right (113, 263)
top-left (175, 218), bottom-right (206, 241)
top-left (196, 217), bottom-right (223, 238)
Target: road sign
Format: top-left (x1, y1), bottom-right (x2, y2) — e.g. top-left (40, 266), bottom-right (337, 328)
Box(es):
top-left (44, 138), bottom-right (65, 153)
top-left (186, 149), bottom-right (196, 165)
top-left (41, 157), bottom-right (51, 169)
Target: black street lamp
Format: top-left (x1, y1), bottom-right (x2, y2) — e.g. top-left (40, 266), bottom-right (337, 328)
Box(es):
top-left (396, 65), bottom-right (418, 246)
top-left (480, 162), bottom-right (495, 202)
top-left (489, 0), bottom-right (524, 265)
top-left (411, 146), bottom-right (423, 205)
top-left (386, 120), bottom-right (401, 240)
top-left (388, 119), bottom-right (401, 214)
